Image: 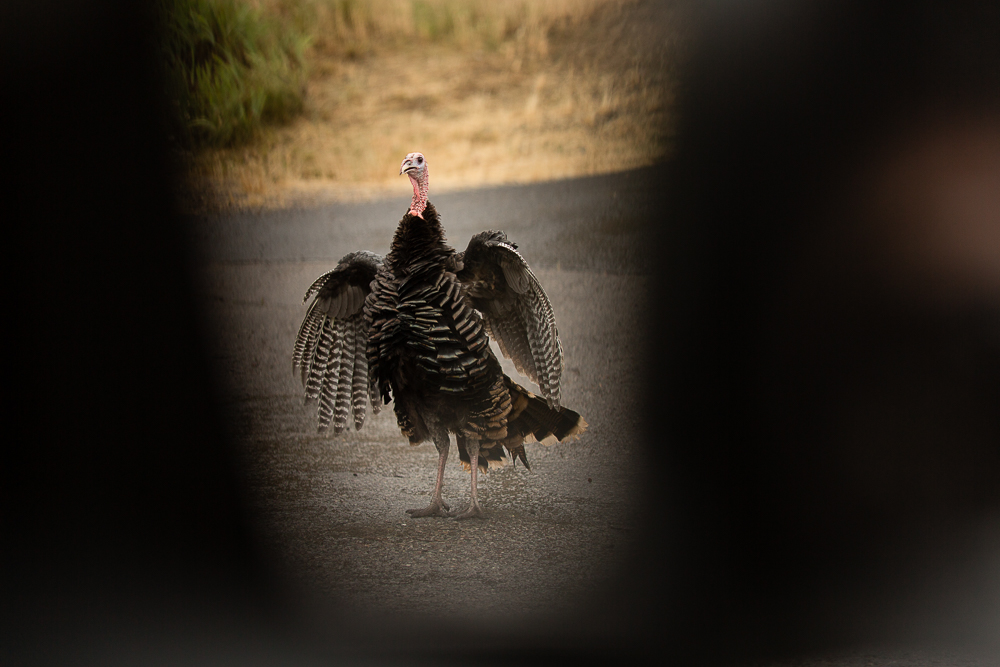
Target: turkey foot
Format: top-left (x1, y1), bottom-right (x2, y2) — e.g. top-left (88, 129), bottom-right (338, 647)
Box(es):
top-left (406, 498), bottom-right (450, 518)
top-left (450, 502), bottom-right (484, 520)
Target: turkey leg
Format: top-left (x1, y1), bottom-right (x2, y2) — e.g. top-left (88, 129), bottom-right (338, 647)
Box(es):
top-left (406, 432), bottom-right (451, 517)
top-left (452, 438), bottom-right (484, 520)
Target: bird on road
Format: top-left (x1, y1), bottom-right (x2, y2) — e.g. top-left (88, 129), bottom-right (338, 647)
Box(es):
top-left (293, 152), bottom-right (586, 518)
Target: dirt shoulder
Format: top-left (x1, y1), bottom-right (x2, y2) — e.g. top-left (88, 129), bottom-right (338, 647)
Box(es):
top-left (181, 0), bottom-right (685, 212)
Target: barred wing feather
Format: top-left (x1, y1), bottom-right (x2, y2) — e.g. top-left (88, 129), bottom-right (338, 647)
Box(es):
top-left (293, 250), bottom-right (383, 433)
top-left (456, 231), bottom-right (564, 409)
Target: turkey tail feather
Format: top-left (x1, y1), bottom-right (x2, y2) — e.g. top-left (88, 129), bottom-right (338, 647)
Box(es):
top-left (467, 376), bottom-right (586, 473)
top-left (505, 378), bottom-right (586, 446)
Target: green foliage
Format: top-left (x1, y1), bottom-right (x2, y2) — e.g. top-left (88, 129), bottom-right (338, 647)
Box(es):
top-left (160, 0), bottom-right (309, 148)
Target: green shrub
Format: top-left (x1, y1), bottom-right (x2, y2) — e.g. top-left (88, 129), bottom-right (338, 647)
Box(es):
top-left (160, 0), bottom-right (309, 148)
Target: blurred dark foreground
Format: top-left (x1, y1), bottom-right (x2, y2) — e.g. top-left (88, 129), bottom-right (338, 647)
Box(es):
top-left (4, 1), bottom-right (999, 665)
top-left (646, 0), bottom-right (1000, 661)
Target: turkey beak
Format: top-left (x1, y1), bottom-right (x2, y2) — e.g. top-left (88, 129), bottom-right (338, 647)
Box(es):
top-left (400, 159), bottom-right (413, 176)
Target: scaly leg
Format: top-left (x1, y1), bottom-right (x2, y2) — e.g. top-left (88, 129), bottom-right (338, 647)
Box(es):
top-left (452, 437), bottom-right (484, 520)
top-left (406, 430), bottom-right (451, 517)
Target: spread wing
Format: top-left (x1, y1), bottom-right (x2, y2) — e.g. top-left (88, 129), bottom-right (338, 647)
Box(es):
top-left (456, 231), bottom-right (564, 409)
top-left (293, 250), bottom-right (383, 433)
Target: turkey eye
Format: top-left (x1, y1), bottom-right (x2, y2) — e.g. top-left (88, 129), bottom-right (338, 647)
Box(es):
top-left (417, 157), bottom-right (423, 163)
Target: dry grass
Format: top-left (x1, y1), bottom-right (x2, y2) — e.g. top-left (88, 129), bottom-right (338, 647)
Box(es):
top-left (182, 0), bottom-right (683, 211)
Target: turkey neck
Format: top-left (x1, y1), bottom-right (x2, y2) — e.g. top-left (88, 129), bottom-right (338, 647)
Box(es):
top-left (386, 202), bottom-right (455, 275)
top-left (407, 164), bottom-right (429, 217)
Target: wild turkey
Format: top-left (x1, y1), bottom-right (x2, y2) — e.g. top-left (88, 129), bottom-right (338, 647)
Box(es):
top-left (293, 152), bottom-right (586, 518)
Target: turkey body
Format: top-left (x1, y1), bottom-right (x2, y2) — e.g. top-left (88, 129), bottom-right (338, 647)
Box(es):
top-left (294, 153), bottom-right (586, 519)
top-left (370, 203), bottom-right (504, 445)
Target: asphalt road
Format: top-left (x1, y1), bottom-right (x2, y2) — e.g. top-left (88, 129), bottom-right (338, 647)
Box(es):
top-left (190, 167), bottom-right (659, 656)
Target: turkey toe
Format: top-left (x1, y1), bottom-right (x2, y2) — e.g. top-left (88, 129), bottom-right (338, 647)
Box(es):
top-left (406, 500), bottom-right (450, 517)
top-left (450, 505), bottom-right (485, 520)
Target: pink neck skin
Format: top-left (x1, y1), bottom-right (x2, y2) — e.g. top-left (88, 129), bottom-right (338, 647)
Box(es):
top-left (407, 166), bottom-right (429, 218)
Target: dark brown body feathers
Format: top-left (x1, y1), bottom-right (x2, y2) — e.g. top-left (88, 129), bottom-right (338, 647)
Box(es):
top-left (365, 203), bottom-right (584, 472)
